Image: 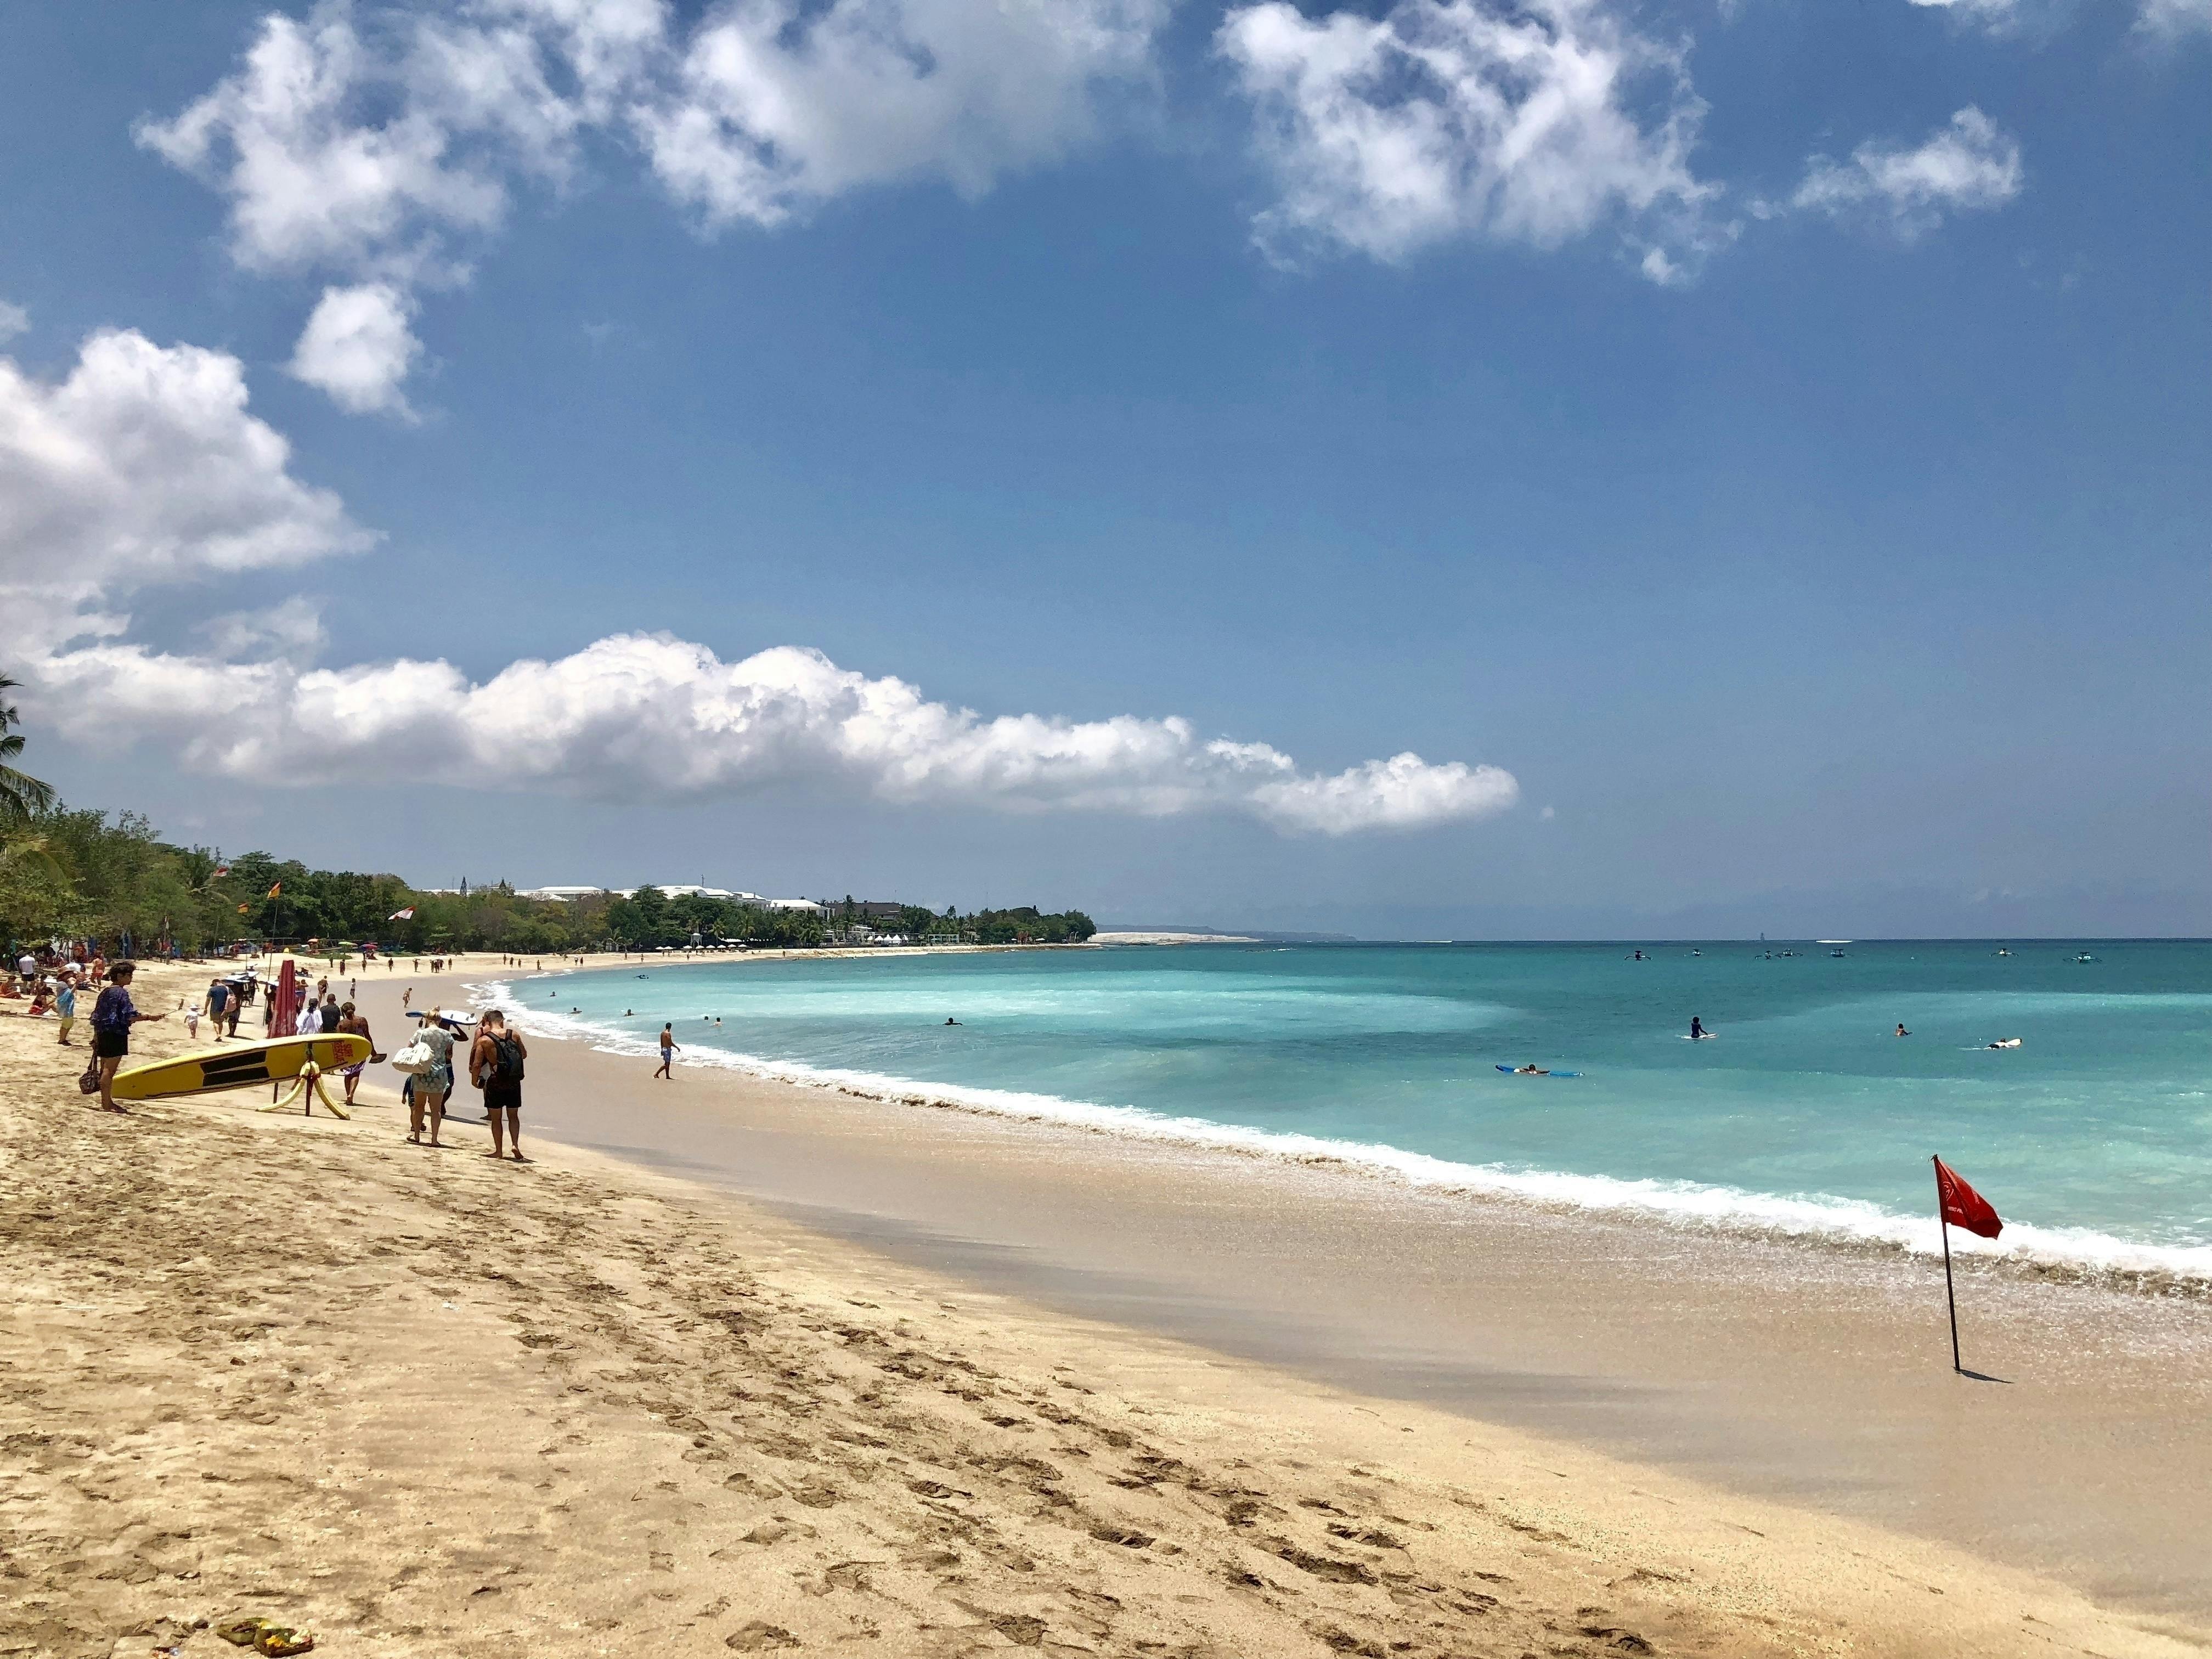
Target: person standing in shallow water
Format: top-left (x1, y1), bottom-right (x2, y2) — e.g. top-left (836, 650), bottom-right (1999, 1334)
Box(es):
top-left (656, 1023), bottom-right (678, 1080)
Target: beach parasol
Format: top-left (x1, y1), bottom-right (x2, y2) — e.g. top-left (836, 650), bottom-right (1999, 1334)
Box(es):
top-left (267, 960), bottom-right (301, 1100)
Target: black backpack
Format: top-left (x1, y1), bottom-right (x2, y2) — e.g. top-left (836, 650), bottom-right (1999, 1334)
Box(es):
top-left (489, 1032), bottom-right (525, 1085)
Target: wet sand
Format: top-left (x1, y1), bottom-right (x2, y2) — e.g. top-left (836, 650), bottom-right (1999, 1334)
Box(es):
top-left (4, 957), bottom-right (2206, 1657)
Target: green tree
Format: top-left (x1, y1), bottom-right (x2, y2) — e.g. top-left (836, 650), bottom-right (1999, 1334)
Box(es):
top-left (0, 674), bottom-right (58, 821)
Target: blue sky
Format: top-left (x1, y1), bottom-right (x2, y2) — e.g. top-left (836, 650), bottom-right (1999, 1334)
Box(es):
top-left (1, 0), bottom-right (2206, 935)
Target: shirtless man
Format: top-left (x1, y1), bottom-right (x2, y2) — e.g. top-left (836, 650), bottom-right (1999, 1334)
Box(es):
top-left (472, 1009), bottom-right (530, 1161)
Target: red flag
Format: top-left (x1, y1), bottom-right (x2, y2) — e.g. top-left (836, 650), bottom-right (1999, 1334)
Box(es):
top-left (1934, 1157), bottom-right (2003, 1239)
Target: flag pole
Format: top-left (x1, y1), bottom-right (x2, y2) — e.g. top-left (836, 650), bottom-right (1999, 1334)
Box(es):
top-left (1934, 1155), bottom-right (1961, 1374)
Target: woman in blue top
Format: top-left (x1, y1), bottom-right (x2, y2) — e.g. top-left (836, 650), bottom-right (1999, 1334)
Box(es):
top-left (91, 962), bottom-right (165, 1114)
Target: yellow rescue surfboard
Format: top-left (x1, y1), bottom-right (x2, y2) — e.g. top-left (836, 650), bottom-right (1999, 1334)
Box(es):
top-left (108, 1034), bottom-right (372, 1101)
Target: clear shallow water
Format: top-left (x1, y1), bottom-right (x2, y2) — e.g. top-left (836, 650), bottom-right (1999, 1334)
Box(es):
top-left (490, 942), bottom-right (2212, 1282)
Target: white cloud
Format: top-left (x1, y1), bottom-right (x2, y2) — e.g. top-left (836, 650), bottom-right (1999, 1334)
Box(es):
top-left (1790, 106), bottom-right (2022, 239)
top-left (2136, 0), bottom-right (2212, 31)
top-left (199, 595), bottom-right (330, 662)
top-left (1909, 0), bottom-right (2212, 36)
top-left (2, 324), bottom-right (1514, 837)
top-left (140, 0), bottom-right (1174, 407)
top-left (639, 0), bottom-right (1167, 229)
top-left (1216, 0), bottom-right (1720, 277)
top-left (35, 631), bottom-right (1516, 834)
top-left (289, 283), bottom-right (424, 416)
top-left (1906, 0), bottom-right (2021, 19)
top-left (134, 3), bottom-right (588, 283)
top-left (0, 300), bottom-right (27, 343)
top-left (0, 328), bottom-right (372, 653)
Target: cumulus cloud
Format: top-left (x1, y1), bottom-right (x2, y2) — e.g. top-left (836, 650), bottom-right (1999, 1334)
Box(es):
top-left (288, 283), bottom-right (424, 416)
top-left (1, 326), bottom-right (1514, 837)
top-left (1789, 106), bottom-right (2022, 239)
top-left (139, 0), bottom-right (1172, 408)
top-left (0, 328), bottom-right (372, 652)
top-left (1216, 0), bottom-right (1720, 277)
top-left (35, 634), bottom-right (1515, 832)
top-left (639, 0), bottom-right (1167, 228)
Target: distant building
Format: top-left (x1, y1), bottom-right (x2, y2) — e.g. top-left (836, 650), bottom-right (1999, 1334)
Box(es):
top-left (517, 884), bottom-right (771, 904)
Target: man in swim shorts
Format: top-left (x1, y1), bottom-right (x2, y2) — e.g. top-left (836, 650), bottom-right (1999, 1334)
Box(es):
top-left (472, 1009), bottom-right (529, 1161)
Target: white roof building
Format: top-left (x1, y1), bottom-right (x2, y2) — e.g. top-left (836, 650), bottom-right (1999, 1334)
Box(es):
top-left (767, 898), bottom-right (825, 912)
top-left (517, 884), bottom-right (775, 904)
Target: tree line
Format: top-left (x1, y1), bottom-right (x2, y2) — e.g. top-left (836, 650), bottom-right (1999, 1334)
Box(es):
top-left (0, 678), bottom-right (1093, 956)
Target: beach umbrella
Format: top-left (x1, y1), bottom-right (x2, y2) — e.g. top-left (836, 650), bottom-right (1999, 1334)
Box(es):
top-left (266, 959), bottom-right (301, 1102)
top-left (269, 958), bottom-right (300, 1037)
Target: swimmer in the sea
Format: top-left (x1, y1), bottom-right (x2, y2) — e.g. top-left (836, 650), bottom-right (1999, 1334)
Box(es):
top-left (1514, 1063), bottom-right (1548, 1075)
top-left (1689, 1015), bottom-right (1709, 1040)
top-left (944, 1017), bottom-right (961, 1025)
top-left (1895, 1023), bottom-right (1910, 1036)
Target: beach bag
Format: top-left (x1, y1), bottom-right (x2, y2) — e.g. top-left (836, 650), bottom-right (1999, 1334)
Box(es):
top-left (77, 1057), bottom-right (100, 1094)
top-left (389, 1039), bottom-right (433, 1075)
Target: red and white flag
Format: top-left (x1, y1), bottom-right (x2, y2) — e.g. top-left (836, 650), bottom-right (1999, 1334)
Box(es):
top-left (1934, 1157), bottom-right (2003, 1240)
top-left (389, 906), bottom-right (416, 921)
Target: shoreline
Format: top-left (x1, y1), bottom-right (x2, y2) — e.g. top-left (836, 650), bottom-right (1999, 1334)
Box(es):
top-left (475, 966), bottom-right (2212, 1299)
top-left (6, 960), bottom-right (2210, 1655)
top-left (345, 963), bottom-right (2212, 1627)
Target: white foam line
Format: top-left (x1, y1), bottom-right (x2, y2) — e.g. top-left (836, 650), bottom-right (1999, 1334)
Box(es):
top-left (468, 980), bottom-right (2212, 1291)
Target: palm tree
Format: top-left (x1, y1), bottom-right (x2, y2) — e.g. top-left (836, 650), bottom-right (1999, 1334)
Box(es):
top-left (0, 674), bottom-right (57, 820)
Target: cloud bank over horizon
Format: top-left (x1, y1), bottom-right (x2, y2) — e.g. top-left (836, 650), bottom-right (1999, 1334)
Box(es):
top-left (0, 328), bottom-right (1517, 837)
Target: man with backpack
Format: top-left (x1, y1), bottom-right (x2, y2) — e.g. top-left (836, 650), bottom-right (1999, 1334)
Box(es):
top-left (471, 1008), bottom-right (529, 1163)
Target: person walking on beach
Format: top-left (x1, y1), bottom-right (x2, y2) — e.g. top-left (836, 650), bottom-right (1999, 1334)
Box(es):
top-left (203, 976), bottom-right (229, 1041)
top-left (337, 1001), bottom-right (374, 1107)
top-left (89, 963), bottom-right (163, 1114)
top-left (472, 1009), bottom-right (529, 1161)
top-left (54, 977), bottom-right (77, 1045)
top-left (408, 1009), bottom-right (456, 1147)
top-left (656, 1023), bottom-right (678, 1079)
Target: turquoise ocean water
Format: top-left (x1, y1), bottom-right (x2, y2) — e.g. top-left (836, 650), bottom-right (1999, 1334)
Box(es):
top-left (489, 942), bottom-right (2212, 1282)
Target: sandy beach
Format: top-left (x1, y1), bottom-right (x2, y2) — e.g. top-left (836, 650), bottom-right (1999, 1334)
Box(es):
top-left (4, 958), bottom-right (2208, 1658)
